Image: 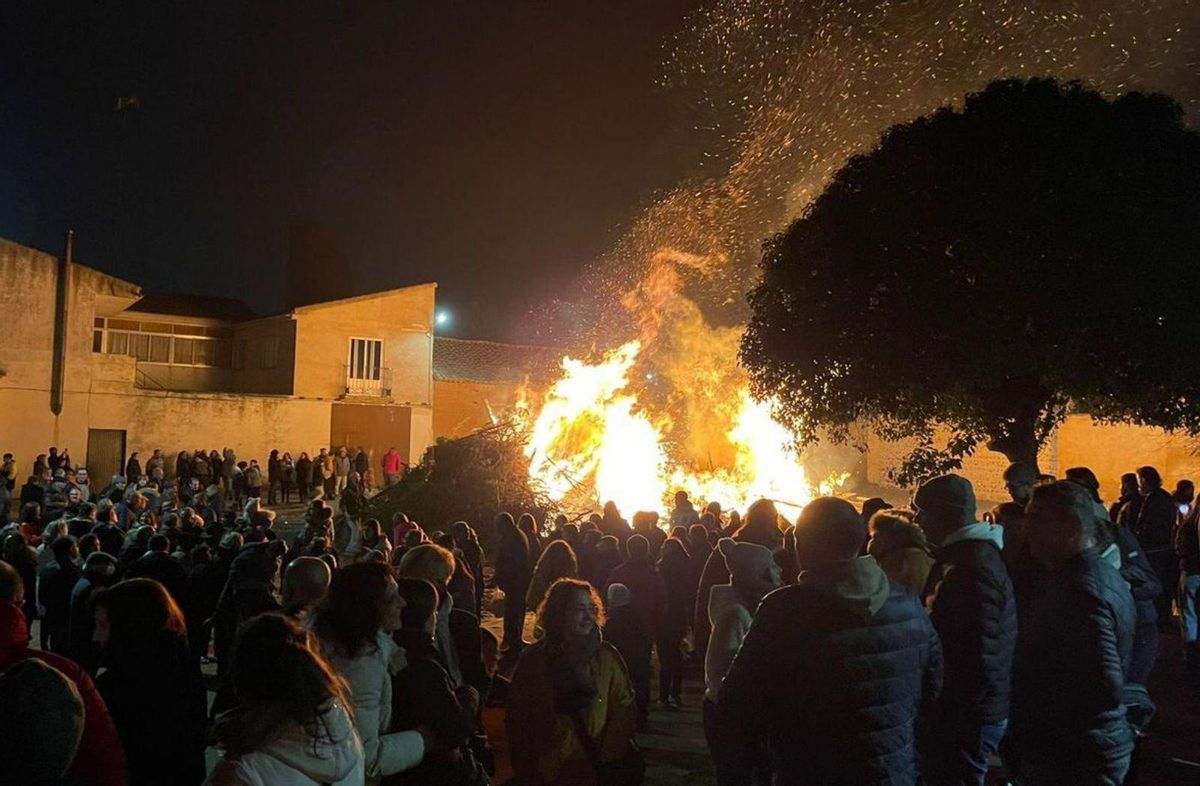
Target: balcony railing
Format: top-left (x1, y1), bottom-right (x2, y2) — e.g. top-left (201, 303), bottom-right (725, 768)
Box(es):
top-left (342, 366), bottom-right (392, 397)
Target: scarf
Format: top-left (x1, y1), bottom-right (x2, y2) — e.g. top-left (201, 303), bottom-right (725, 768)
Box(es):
top-left (546, 626), bottom-right (601, 715)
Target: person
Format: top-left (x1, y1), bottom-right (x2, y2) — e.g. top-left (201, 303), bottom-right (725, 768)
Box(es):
top-left (296, 451), bottom-right (314, 501)
top-left (4, 532), bottom-right (39, 634)
top-left (716, 497), bottom-right (943, 785)
top-left (206, 613), bottom-right (364, 786)
top-left (1004, 481), bottom-right (1135, 785)
top-left (598, 501), bottom-right (632, 541)
top-left (527, 539), bottom-right (579, 614)
top-left (124, 533), bottom-right (189, 612)
top-left (695, 499), bottom-right (780, 670)
top-left (0, 560), bottom-right (128, 786)
top-left (211, 540), bottom-right (286, 711)
top-left (912, 474), bottom-right (1017, 786)
top-left (0, 658), bottom-right (86, 786)
top-left (1110, 472), bottom-right (1141, 526)
top-left (1003, 461), bottom-right (1039, 507)
top-left (93, 578), bottom-right (208, 785)
top-left (585, 535), bottom-right (622, 590)
top-left (1174, 479), bottom-right (1196, 516)
top-left (453, 521), bottom-right (486, 617)
top-left (312, 562), bottom-right (426, 780)
top-left (518, 513), bottom-right (545, 567)
top-left (221, 448), bottom-right (237, 500)
top-left (670, 490), bottom-right (700, 529)
top-left (38, 534), bottom-right (81, 654)
top-left (317, 448), bottom-right (335, 498)
top-left (655, 537), bottom-right (694, 708)
top-left (507, 578), bottom-right (639, 786)
top-left (68, 550), bottom-right (120, 674)
top-left (281, 451), bottom-right (297, 503)
top-left (865, 509), bottom-right (934, 596)
top-left (245, 459), bottom-right (264, 500)
top-left (602, 582), bottom-right (653, 728)
top-left (494, 512), bottom-right (532, 663)
top-left (282, 556), bottom-right (332, 621)
top-left (604, 532), bottom-right (665, 643)
top-left (334, 447), bottom-right (351, 497)
top-left (703, 537), bottom-right (781, 784)
top-left (267, 449), bottom-right (281, 505)
top-left (382, 447), bottom-right (403, 487)
top-left (388, 578), bottom-right (490, 786)
top-left (1178, 496), bottom-right (1200, 682)
top-left (354, 447), bottom-right (370, 478)
top-left (632, 511), bottom-right (666, 560)
top-left (1129, 466), bottom-right (1179, 626)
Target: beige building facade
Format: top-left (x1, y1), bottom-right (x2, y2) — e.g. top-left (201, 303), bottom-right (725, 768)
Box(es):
top-left (0, 237), bottom-right (436, 485)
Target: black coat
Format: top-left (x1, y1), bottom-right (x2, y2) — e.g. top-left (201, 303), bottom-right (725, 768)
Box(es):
top-left (1007, 550), bottom-right (1135, 784)
top-left (91, 522), bottom-right (124, 557)
top-left (925, 535), bottom-right (1017, 725)
top-left (717, 569), bottom-right (943, 786)
top-left (494, 527), bottom-right (531, 594)
top-left (1133, 487), bottom-right (1176, 550)
top-left (125, 551), bottom-right (190, 614)
top-left (1176, 504), bottom-right (1200, 575)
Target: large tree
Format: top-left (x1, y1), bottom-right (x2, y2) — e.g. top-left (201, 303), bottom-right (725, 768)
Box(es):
top-left (742, 78), bottom-right (1200, 485)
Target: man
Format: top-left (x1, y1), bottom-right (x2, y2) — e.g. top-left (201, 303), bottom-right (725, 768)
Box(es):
top-left (1, 452), bottom-right (16, 493)
top-left (281, 555), bottom-right (331, 620)
top-left (1005, 481), bottom-right (1134, 785)
top-left (1177, 495), bottom-right (1200, 683)
top-left (669, 490), bottom-right (700, 529)
top-left (125, 533), bottom-right (190, 612)
top-left (716, 497), bottom-right (942, 785)
top-left (1002, 462), bottom-right (1039, 507)
top-left (317, 447), bottom-right (334, 498)
top-left (382, 446), bottom-right (402, 487)
top-left (913, 475), bottom-right (1016, 786)
top-left (124, 452), bottom-right (142, 484)
top-left (1131, 466), bottom-right (1178, 626)
top-left (333, 447), bottom-right (351, 496)
top-left (37, 535), bottom-right (81, 655)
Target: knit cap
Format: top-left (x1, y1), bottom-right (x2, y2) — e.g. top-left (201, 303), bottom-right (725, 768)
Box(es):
top-left (607, 582), bottom-right (632, 609)
top-left (913, 474), bottom-right (977, 528)
top-left (0, 659), bottom-right (85, 784)
top-left (717, 538), bottom-right (775, 585)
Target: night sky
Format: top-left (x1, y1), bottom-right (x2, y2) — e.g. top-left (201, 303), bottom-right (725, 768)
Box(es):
top-left (0, 1), bottom-right (702, 340)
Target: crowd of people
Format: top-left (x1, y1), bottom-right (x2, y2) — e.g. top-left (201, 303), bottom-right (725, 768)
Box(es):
top-left (0, 441), bottom-right (1196, 785)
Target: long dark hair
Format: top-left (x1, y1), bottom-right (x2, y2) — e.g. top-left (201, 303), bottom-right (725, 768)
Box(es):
top-left (93, 578), bottom-right (189, 664)
top-left (216, 613), bottom-right (352, 756)
top-left (536, 578), bottom-right (605, 641)
top-left (313, 562), bottom-right (393, 658)
top-left (532, 540), bottom-right (578, 585)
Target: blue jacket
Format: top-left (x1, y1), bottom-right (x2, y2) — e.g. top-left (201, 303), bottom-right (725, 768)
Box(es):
top-left (717, 556), bottom-right (942, 785)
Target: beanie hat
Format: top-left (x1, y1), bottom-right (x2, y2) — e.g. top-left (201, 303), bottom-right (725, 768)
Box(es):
top-left (0, 659), bottom-right (85, 784)
top-left (913, 474), bottom-right (977, 528)
top-left (220, 531), bottom-right (245, 551)
top-left (718, 538), bottom-right (775, 586)
top-left (607, 582), bottom-right (632, 609)
top-left (82, 551), bottom-right (118, 581)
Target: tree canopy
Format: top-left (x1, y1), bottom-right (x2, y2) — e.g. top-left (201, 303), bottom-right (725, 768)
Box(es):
top-left (741, 77), bottom-right (1200, 485)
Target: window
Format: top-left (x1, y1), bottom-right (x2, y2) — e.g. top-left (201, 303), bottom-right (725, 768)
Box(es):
top-left (149, 335), bottom-right (171, 363)
top-left (106, 331), bottom-right (129, 355)
top-left (173, 337), bottom-right (195, 365)
top-left (130, 333), bottom-right (151, 362)
top-left (92, 330), bottom-right (103, 353)
top-left (261, 337), bottom-right (280, 369)
top-left (348, 338), bottom-right (383, 380)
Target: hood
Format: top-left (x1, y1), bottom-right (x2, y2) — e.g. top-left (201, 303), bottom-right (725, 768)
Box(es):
top-left (800, 556), bottom-right (891, 621)
top-left (940, 521), bottom-right (1004, 550)
top-left (260, 700), bottom-right (362, 782)
top-left (707, 584), bottom-right (748, 625)
top-left (0, 601), bottom-right (30, 660)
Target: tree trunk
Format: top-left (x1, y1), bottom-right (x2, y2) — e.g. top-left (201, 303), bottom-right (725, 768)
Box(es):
top-left (986, 415), bottom-right (1041, 475)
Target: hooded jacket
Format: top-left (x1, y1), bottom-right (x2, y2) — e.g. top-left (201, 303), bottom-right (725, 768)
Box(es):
top-left (704, 584), bottom-right (753, 703)
top-left (925, 522), bottom-right (1017, 726)
top-left (204, 700), bottom-right (364, 786)
top-left (0, 601), bottom-right (128, 786)
top-left (716, 556), bottom-right (943, 786)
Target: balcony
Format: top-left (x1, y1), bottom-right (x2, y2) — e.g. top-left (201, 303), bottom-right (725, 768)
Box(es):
top-left (342, 365), bottom-right (392, 398)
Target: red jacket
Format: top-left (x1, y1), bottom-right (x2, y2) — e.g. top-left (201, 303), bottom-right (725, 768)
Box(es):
top-left (605, 558), bottom-right (666, 639)
top-left (382, 450), bottom-right (403, 475)
top-left (0, 601), bottom-right (128, 786)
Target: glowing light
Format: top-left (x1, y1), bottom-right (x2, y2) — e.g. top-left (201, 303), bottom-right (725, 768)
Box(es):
top-left (435, 310), bottom-right (450, 327)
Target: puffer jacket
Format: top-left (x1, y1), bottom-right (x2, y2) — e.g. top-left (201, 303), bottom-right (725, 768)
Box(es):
top-left (716, 556), bottom-right (942, 785)
top-left (1006, 549), bottom-right (1135, 785)
top-left (320, 629), bottom-right (426, 779)
top-left (925, 523), bottom-right (1017, 725)
top-left (205, 700), bottom-right (364, 786)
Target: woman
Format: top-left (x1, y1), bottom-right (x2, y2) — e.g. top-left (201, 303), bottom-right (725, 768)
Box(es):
top-left (703, 538), bottom-right (781, 785)
top-left (296, 452), bottom-right (314, 501)
top-left (267, 449), bottom-right (281, 506)
top-left (866, 510), bottom-right (935, 597)
top-left (397, 544), bottom-right (472, 690)
top-left (387, 579), bottom-right (489, 786)
top-left (281, 452), bottom-right (297, 503)
top-left (452, 522), bottom-right (485, 617)
top-left (518, 513), bottom-right (544, 568)
top-left (93, 578), bottom-right (208, 786)
top-left (656, 537), bottom-right (695, 708)
top-left (507, 578), bottom-right (639, 786)
top-left (207, 613), bottom-right (364, 786)
top-left (494, 513), bottom-right (531, 663)
top-left (526, 540), bottom-right (579, 613)
top-left (313, 562), bottom-right (426, 782)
